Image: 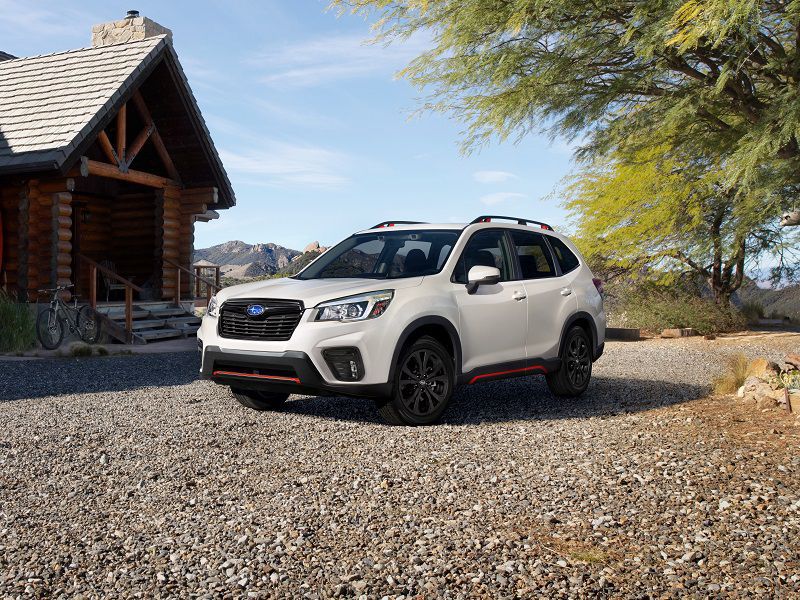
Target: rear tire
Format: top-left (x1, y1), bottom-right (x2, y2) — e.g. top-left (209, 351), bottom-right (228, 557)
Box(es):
top-left (546, 325), bottom-right (592, 397)
top-left (36, 309), bottom-right (64, 350)
top-left (377, 335), bottom-right (454, 425)
top-left (232, 389), bottom-right (289, 411)
top-left (77, 306), bottom-right (102, 344)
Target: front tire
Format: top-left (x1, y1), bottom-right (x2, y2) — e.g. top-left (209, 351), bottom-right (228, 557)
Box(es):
top-left (232, 388), bottom-right (289, 411)
top-left (377, 335), bottom-right (454, 425)
top-left (546, 325), bottom-right (592, 397)
top-left (36, 309), bottom-right (64, 350)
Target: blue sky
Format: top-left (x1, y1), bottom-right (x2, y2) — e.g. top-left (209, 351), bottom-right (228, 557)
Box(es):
top-left (1, 1), bottom-right (576, 251)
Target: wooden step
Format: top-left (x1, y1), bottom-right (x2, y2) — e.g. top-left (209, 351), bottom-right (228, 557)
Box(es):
top-left (130, 319), bottom-right (168, 330)
top-left (137, 328), bottom-right (184, 341)
top-left (150, 308), bottom-right (190, 318)
top-left (165, 316), bottom-right (201, 326)
top-left (107, 310), bottom-right (151, 321)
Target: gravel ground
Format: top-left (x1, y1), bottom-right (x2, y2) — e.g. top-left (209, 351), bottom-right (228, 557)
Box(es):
top-left (1, 334), bottom-right (799, 598)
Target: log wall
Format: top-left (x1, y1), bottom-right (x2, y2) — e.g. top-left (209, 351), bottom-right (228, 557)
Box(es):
top-left (180, 187), bottom-right (214, 299)
top-left (157, 186), bottom-right (181, 299)
top-left (0, 183), bottom-right (22, 297)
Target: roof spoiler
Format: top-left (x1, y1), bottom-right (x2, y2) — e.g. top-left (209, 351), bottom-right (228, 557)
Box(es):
top-left (471, 215), bottom-right (554, 231)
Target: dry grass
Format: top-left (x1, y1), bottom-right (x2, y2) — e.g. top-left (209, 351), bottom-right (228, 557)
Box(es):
top-left (713, 353), bottom-right (750, 395)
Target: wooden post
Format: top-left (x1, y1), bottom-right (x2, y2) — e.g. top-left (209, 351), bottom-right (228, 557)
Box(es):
top-left (195, 266), bottom-right (201, 298)
top-left (117, 103), bottom-right (127, 166)
top-left (215, 267), bottom-right (220, 289)
top-left (89, 264), bottom-right (97, 309)
top-left (175, 266), bottom-right (181, 306)
top-left (125, 286), bottom-right (133, 343)
top-left (206, 281), bottom-right (212, 307)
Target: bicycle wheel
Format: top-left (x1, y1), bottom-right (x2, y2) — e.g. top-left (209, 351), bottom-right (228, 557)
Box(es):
top-left (77, 306), bottom-right (102, 344)
top-left (36, 308), bottom-right (64, 350)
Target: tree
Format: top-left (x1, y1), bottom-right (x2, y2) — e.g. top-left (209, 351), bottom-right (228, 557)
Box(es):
top-left (562, 145), bottom-right (800, 302)
top-left (333, 0), bottom-right (800, 196)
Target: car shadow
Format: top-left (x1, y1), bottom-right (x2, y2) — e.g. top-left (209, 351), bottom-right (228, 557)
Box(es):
top-left (280, 375), bottom-right (709, 425)
top-left (0, 352), bottom-right (199, 402)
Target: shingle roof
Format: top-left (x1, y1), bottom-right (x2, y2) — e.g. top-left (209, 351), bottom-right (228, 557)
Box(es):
top-left (0, 37), bottom-right (165, 171)
top-left (0, 37), bottom-right (235, 207)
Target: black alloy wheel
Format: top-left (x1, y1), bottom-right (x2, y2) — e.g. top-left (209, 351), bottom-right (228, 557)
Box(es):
top-left (378, 335), bottom-right (454, 425)
top-left (545, 325), bottom-right (593, 397)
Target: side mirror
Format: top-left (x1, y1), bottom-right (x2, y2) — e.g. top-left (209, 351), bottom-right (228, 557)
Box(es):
top-left (466, 265), bottom-right (501, 294)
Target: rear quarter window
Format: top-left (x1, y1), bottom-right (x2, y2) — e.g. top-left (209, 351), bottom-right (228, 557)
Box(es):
top-left (548, 236), bottom-right (580, 274)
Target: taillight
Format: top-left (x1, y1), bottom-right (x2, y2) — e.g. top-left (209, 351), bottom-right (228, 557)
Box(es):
top-left (592, 278), bottom-right (604, 297)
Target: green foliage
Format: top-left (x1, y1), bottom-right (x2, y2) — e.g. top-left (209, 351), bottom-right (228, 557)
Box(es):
top-left (612, 283), bottom-right (746, 334)
top-left (563, 145), bottom-right (800, 298)
top-left (0, 292), bottom-right (35, 353)
top-left (332, 0), bottom-right (800, 197)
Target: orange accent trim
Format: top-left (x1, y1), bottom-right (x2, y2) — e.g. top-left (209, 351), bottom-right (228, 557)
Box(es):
top-left (212, 370), bottom-right (300, 384)
top-left (468, 365), bottom-right (546, 385)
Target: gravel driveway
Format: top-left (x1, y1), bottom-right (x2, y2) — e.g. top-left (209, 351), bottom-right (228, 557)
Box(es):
top-left (1, 335), bottom-right (798, 597)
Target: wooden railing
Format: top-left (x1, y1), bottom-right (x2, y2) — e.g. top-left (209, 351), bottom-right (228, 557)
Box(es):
top-left (77, 254), bottom-right (143, 343)
top-left (163, 257), bottom-right (221, 307)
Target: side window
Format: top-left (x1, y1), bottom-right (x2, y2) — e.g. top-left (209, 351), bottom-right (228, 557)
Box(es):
top-left (511, 230), bottom-right (556, 279)
top-left (548, 236), bottom-right (580, 274)
top-left (453, 230), bottom-right (512, 284)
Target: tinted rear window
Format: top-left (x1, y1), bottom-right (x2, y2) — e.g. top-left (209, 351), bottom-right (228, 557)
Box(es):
top-left (548, 236), bottom-right (580, 274)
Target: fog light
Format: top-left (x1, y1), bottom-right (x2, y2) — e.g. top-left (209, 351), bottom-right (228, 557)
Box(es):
top-left (323, 347), bottom-right (364, 381)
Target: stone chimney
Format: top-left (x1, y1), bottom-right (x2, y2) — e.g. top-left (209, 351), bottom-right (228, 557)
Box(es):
top-left (91, 10), bottom-right (172, 47)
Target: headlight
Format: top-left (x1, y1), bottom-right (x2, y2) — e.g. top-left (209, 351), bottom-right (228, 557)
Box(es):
top-left (315, 290), bottom-right (393, 322)
top-left (207, 295), bottom-right (219, 317)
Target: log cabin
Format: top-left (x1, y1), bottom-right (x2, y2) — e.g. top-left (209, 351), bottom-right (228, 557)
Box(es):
top-left (0, 11), bottom-right (235, 342)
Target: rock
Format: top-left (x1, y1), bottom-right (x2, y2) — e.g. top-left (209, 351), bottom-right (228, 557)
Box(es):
top-left (661, 328), bottom-right (698, 338)
top-left (785, 353), bottom-right (800, 370)
top-left (303, 241), bottom-right (321, 254)
top-left (746, 358), bottom-right (780, 379)
top-left (757, 394), bottom-right (779, 409)
top-left (736, 386), bottom-right (745, 398)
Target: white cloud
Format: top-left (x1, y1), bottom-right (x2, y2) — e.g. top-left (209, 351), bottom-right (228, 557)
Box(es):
top-left (250, 32), bottom-right (429, 88)
top-left (473, 170), bottom-right (517, 184)
top-left (479, 192), bottom-right (527, 206)
top-left (219, 142), bottom-right (350, 189)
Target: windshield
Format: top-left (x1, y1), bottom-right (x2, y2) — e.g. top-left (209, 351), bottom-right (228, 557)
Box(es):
top-left (296, 230), bottom-right (461, 280)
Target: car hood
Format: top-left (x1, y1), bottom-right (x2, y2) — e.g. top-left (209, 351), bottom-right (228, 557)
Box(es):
top-left (216, 276), bottom-right (424, 308)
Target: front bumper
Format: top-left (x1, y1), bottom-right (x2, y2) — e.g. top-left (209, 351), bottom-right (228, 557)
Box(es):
top-left (200, 345), bottom-right (392, 399)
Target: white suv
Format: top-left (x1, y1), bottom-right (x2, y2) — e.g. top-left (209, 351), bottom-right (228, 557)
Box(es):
top-left (198, 216), bottom-right (606, 425)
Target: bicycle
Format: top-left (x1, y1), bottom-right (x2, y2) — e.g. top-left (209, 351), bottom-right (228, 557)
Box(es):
top-left (35, 284), bottom-right (102, 350)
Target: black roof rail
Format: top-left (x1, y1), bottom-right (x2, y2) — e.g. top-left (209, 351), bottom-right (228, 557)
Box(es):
top-left (370, 220), bottom-right (427, 229)
top-left (470, 215), bottom-right (554, 231)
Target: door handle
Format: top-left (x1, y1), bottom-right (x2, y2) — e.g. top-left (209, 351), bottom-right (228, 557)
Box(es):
top-left (560, 287), bottom-right (573, 296)
top-left (512, 290), bottom-right (527, 301)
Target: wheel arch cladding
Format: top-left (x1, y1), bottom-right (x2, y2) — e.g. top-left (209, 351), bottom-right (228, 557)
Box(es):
top-left (559, 312), bottom-right (599, 360)
top-left (391, 317), bottom-right (462, 379)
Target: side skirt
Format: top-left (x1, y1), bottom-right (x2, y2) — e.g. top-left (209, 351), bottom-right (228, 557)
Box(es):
top-left (457, 357), bottom-right (561, 386)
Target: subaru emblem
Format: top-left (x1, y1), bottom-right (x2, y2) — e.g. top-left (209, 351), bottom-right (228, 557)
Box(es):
top-left (246, 304), bottom-right (265, 317)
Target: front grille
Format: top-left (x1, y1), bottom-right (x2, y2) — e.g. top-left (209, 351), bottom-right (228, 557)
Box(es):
top-left (218, 299), bottom-right (304, 341)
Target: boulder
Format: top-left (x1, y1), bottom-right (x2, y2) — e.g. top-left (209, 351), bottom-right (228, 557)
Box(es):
top-left (741, 376), bottom-right (782, 408)
top-left (303, 241), bottom-right (321, 254)
top-left (784, 353), bottom-right (800, 371)
top-left (746, 358), bottom-right (780, 380)
top-left (661, 328), bottom-right (698, 338)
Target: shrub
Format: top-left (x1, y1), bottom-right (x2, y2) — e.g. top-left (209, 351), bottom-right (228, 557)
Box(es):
top-left (712, 354), bottom-right (750, 395)
top-left (612, 285), bottom-right (747, 334)
top-left (67, 341), bottom-right (92, 357)
top-left (0, 292), bottom-right (36, 352)
top-left (740, 300), bottom-right (765, 323)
